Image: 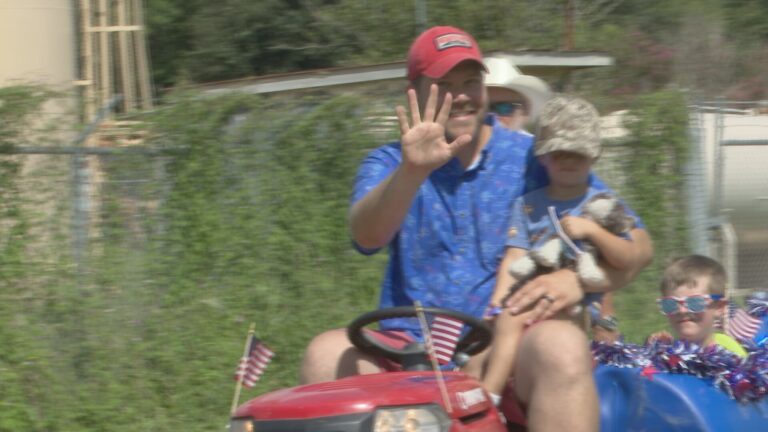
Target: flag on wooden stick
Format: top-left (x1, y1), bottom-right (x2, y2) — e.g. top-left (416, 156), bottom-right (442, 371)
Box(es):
top-left (430, 315), bottom-right (463, 365)
top-left (234, 336), bottom-right (274, 388)
top-left (414, 302), bottom-right (453, 413)
top-left (727, 303), bottom-right (762, 342)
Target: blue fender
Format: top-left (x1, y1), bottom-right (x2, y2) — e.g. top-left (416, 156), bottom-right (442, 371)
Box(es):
top-left (754, 318), bottom-right (768, 347)
top-left (595, 364), bottom-right (768, 432)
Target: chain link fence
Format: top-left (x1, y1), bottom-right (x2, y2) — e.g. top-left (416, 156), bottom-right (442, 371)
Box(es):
top-left (7, 93), bottom-right (766, 309)
top-left (2, 85), bottom-right (767, 429)
top-left (688, 101), bottom-right (768, 299)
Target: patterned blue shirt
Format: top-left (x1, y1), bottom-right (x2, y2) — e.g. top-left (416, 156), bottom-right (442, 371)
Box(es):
top-left (506, 186), bottom-right (636, 252)
top-left (351, 117), bottom-right (617, 335)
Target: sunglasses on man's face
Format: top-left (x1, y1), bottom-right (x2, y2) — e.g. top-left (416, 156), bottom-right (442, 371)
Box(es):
top-left (489, 102), bottom-right (523, 116)
top-left (656, 294), bottom-right (724, 315)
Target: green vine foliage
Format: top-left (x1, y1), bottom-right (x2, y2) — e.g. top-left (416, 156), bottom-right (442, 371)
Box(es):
top-left (0, 86), bottom-right (51, 432)
top-left (614, 90), bottom-right (691, 341)
top-left (0, 87), bottom-right (387, 431)
top-left (100, 92), bottom-right (386, 430)
top-left (0, 85), bottom-right (694, 430)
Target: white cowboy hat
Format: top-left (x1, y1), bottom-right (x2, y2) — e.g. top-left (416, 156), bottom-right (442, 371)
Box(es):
top-left (484, 56), bottom-right (552, 121)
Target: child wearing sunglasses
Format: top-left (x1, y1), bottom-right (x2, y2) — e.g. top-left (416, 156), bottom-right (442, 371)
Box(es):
top-left (648, 254), bottom-right (747, 357)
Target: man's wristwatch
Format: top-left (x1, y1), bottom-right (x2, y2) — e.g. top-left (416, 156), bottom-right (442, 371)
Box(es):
top-left (593, 315), bottom-right (619, 332)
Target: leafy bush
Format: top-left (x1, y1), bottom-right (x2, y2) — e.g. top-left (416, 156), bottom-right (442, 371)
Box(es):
top-left (0, 85), bottom-right (691, 430)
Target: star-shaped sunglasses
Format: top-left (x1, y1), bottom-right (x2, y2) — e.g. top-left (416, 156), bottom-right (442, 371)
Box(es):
top-left (656, 294), bottom-right (724, 315)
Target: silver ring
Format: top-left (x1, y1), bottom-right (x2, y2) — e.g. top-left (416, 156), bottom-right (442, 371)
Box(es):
top-left (541, 294), bottom-right (555, 303)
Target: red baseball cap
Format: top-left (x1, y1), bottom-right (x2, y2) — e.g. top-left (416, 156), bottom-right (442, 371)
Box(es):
top-left (407, 26), bottom-right (486, 81)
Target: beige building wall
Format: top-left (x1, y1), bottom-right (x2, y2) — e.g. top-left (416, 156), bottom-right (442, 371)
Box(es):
top-left (0, 0), bottom-right (76, 87)
top-left (0, 0), bottom-right (79, 249)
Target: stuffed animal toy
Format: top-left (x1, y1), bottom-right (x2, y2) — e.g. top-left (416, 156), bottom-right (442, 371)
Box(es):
top-left (508, 192), bottom-right (636, 287)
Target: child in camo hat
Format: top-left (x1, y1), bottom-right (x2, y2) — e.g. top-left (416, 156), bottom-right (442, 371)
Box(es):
top-left (481, 95), bottom-right (649, 401)
top-left (535, 94), bottom-right (602, 159)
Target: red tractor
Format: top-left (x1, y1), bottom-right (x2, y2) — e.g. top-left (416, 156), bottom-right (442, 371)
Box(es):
top-left (230, 306), bottom-right (509, 431)
top-left (230, 306), bottom-right (768, 432)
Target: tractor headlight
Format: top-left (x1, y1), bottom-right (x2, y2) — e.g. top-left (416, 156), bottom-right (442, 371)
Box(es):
top-left (372, 405), bottom-right (450, 432)
top-left (228, 418), bottom-right (254, 432)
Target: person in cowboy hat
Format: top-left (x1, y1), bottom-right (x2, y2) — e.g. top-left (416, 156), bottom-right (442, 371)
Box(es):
top-left (484, 56), bottom-right (551, 133)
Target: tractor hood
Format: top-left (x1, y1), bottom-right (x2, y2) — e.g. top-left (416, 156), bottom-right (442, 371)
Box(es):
top-left (233, 371), bottom-right (494, 421)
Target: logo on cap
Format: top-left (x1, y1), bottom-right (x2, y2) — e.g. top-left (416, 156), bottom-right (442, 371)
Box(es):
top-left (407, 26), bottom-right (485, 81)
top-left (434, 33), bottom-right (473, 51)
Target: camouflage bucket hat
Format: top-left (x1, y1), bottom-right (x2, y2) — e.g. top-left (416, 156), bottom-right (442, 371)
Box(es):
top-left (535, 94), bottom-right (601, 159)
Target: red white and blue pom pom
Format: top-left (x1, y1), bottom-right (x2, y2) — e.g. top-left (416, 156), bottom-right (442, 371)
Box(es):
top-left (746, 291), bottom-right (768, 318)
top-left (592, 340), bottom-right (768, 402)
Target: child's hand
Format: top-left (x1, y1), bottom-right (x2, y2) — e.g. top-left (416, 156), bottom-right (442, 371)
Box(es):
top-left (646, 330), bottom-right (674, 344)
top-left (592, 325), bottom-right (621, 344)
top-left (484, 305), bottom-right (503, 321)
top-left (485, 290), bottom-right (512, 320)
top-left (560, 216), bottom-right (597, 240)
top-left (484, 297), bottom-right (505, 320)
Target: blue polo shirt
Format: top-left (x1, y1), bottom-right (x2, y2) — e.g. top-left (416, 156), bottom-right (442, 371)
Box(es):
top-left (351, 118), bottom-right (616, 335)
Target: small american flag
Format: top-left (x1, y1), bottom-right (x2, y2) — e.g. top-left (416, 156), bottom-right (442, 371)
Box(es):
top-left (234, 336), bottom-right (274, 388)
top-left (429, 315), bottom-right (464, 365)
top-left (727, 303), bottom-right (762, 342)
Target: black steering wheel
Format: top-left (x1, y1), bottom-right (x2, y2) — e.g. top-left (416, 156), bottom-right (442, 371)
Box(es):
top-left (347, 306), bottom-right (492, 370)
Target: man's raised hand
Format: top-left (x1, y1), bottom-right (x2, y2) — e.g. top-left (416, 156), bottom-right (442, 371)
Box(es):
top-left (395, 84), bottom-right (471, 175)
